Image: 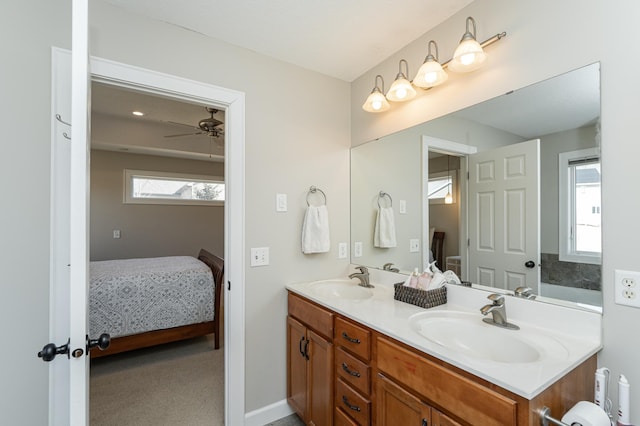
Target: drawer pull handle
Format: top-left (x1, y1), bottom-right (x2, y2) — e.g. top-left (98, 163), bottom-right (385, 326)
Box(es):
top-left (341, 331), bottom-right (361, 344)
top-left (422, 419), bottom-right (428, 426)
top-left (341, 362), bottom-right (361, 378)
top-left (342, 396), bottom-right (361, 412)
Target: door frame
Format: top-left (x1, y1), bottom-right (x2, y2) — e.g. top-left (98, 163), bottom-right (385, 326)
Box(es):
top-left (58, 52), bottom-right (246, 424)
top-left (422, 136), bottom-right (477, 274)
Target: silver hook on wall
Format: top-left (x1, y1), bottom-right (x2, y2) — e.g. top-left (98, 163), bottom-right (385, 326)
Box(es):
top-left (63, 132), bottom-right (71, 140)
top-left (55, 114), bottom-right (71, 127)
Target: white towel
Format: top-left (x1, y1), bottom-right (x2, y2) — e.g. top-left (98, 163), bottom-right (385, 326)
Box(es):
top-left (302, 205), bottom-right (330, 254)
top-left (374, 206), bottom-right (397, 248)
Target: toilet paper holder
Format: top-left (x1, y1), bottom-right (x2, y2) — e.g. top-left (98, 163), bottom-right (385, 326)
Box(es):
top-left (538, 406), bottom-right (570, 426)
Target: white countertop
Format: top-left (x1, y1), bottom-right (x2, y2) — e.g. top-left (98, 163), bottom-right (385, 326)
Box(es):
top-left (286, 276), bottom-right (602, 399)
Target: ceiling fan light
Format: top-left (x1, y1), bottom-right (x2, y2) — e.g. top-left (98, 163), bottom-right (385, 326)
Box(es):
top-left (449, 17), bottom-right (487, 73)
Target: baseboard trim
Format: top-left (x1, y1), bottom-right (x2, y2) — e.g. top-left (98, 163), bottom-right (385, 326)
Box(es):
top-left (245, 399), bottom-right (294, 426)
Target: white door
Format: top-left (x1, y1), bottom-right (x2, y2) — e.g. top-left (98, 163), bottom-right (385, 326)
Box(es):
top-left (468, 139), bottom-right (540, 293)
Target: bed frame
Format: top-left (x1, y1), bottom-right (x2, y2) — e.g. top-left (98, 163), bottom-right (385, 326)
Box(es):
top-left (91, 249), bottom-right (224, 358)
top-left (431, 231), bottom-right (445, 271)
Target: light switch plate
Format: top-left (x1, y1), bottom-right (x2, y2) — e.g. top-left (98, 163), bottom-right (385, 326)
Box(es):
top-left (250, 247), bottom-right (270, 267)
top-left (409, 239), bottom-right (420, 252)
top-left (399, 200), bottom-right (407, 214)
top-left (276, 193), bottom-right (287, 212)
top-left (354, 242), bottom-right (363, 258)
top-left (338, 243), bottom-right (348, 259)
top-left (615, 269), bottom-right (640, 308)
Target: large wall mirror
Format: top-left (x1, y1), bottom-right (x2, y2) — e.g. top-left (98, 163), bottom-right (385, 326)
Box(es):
top-left (351, 63), bottom-right (602, 309)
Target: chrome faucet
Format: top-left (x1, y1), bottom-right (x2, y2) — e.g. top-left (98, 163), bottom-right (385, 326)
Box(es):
top-left (349, 266), bottom-right (374, 288)
top-left (514, 286), bottom-right (536, 300)
top-left (480, 293), bottom-right (519, 330)
top-left (382, 263), bottom-right (400, 273)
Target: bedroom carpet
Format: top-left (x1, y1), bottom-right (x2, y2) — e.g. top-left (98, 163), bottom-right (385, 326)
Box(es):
top-left (90, 335), bottom-right (224, 426)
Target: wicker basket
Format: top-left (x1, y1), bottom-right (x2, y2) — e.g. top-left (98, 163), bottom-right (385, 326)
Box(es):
top-left (393, 283), bottom-right (447, 309)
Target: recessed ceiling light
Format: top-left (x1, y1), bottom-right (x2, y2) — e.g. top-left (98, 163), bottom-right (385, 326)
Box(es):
top-left (132, 111), bottom-right (144, 116)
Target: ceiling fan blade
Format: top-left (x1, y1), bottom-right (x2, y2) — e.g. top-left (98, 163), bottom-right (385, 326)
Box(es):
top-left (165, 120), bottom-right (199, 129)
top-left (164, 132), bottom-right (204, 138)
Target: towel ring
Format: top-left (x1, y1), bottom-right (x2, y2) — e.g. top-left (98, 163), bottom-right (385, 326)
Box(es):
top-left (306, 186), bottom-right (327, 206)
top-left (378, 191), bottom-right (393, 208)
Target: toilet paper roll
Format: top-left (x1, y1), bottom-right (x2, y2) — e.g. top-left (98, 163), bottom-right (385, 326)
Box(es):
top-left (561, 401), bottom-right (610, 426)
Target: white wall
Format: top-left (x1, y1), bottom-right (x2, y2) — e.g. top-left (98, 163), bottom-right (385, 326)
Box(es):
top-left (90, 150), bottom-right (225, 261)
top-left (88, 0), bottom-right (351, 413)
top-left (0, 1), bottom-right (70, 424)
top-left (352, 0), bottom-right (640, 418)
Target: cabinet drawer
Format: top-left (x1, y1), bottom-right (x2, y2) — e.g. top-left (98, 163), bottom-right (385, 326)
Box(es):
top-left (336, 378), bottom-right (370, 426)
top-left (288, 292), bottom-right (334, 340)
top-left (336, 347), bottom-right (371, 396)
top-left (335, 317), bottom-right (371, 361)
top-left (376, 337), bottom-right (517, 426)
top-left (334, 407), bottom-right (360, 426)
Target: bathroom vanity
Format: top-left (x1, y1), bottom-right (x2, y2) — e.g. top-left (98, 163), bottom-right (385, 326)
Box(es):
top-left (286, 279), bottom-right (601, 426)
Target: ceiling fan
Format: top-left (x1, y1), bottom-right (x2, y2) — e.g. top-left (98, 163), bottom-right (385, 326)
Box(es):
top-left (164, 107), bottom-right (224, 139)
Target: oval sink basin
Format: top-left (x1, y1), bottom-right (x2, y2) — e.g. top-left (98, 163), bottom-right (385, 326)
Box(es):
top-left (408, 310), bottom-right (569, 364)
top-left (308, 279), bottom-right (374, 300)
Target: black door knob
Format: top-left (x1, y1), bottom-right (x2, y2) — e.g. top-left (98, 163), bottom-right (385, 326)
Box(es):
top-left (525, 260), bottom-right (536, 268)
top-left (37, 339), bottom-right (70, 362)
top-left (87, 333), bottom-right (111, 352)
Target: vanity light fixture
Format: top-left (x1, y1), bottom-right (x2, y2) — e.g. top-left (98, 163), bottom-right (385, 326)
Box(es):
top-left (445, 155), bottom-right (453, 204)
top-left (413, 40), bottom-right (448, 88)
top-left (362, 75), bottom-right (391, 113)
top-left (386, 59), bottom-right (416, 102)
top-left (449, 17), bottom-right (487, 73)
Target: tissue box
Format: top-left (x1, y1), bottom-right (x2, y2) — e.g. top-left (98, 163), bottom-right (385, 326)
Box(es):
top-left (393, 283), bottom-right (447, 309)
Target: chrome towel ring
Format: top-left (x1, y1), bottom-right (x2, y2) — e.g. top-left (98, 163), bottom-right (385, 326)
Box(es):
top-left (377, 191), bottom-right (393, 208)
top-left (306, 186), bottom-right (327, 206)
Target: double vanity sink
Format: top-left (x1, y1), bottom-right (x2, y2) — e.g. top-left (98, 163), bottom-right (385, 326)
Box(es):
top-left (288, 275), bottom-right (601, 398)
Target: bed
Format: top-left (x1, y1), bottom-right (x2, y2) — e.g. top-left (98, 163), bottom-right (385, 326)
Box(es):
top-left (89, 248), bottom-right (223, 357)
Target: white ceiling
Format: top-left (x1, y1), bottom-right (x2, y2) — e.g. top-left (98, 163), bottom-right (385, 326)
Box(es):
top-left (100, 0), bottom-right (475, 82)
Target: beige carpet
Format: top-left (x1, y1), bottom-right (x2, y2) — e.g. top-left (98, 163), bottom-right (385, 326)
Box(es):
top-left (90, 335), bottom-right (224, 426)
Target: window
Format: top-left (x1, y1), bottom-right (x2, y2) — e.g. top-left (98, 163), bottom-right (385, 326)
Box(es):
top-left (558, 148), bottom-right (601, 264)
top-left (124, 169), bottom-right (224, 206)
top-left (428, 171), bottom-right (456, 204)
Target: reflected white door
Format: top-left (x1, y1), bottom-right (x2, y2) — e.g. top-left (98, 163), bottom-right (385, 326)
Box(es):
top-left (468, 139), bottom-right (540, 293)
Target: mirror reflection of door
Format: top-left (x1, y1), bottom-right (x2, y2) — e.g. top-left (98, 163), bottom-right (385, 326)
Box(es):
top-left (467, 139), bottom-right (541, 293)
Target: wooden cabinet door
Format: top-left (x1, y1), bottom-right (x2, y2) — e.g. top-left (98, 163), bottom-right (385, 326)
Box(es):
top-left (308, 329), bottom-right (334, 426)
top-left (432, 409), bottom-right (463, 426)
top-left (376, 374), bottom-right (431, 426)
top-left (287, 316), bottom-right (308, 420)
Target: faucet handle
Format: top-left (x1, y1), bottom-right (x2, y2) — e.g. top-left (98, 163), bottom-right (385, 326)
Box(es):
top-left (487, 293), bottom-right (504, 305)
top-left (356, 266), bottom-right (368, 274)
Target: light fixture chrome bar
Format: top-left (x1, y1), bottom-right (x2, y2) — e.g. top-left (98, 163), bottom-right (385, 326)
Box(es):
top-left (441, 31), bottom-right (507, 69)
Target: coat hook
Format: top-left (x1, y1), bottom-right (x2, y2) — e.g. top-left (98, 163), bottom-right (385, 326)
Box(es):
top-left (63, 132), bottom-right (71, 140)
top-left (55, 114), bottom-right (71, 127)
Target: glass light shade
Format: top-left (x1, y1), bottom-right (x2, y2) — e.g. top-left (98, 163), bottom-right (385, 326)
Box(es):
top-left (449, 38), bottom-right (487, 73)
top-left (413, 60), bottom-right (448, 88)
top-left (362, 89), bottom-right (390, 113)
top-left (386, 76), bottom-right (416, 102)
top-left (444, 190), bottom-right (453, 204)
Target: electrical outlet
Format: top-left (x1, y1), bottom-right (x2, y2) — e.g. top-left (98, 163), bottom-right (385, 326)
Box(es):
top-left (354, 242), bottom-right (363, 258)
top-left (338, 243), bottom-right (348, 259)
top-left (250, 247), bottom-right (269, 267)
top-left (113, 230), bottom-right (121, 239)
top-left (409, 239), bottom-right (420, 253)
top-left (399, 200), bottom-right (407, 214)
top-left (615, 269), bottom-right (640, 308)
